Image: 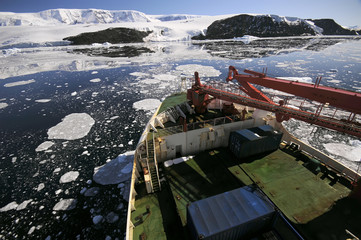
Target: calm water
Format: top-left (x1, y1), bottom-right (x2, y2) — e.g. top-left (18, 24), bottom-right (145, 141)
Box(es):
top-left (0, 37), bottom-right (361, 239)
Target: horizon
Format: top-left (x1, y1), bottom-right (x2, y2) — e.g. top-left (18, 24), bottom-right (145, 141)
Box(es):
top-left (0, 0), bottom-right (361, 27)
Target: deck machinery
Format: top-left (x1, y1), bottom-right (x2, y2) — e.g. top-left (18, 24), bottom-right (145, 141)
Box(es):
top-left (187, 66), bottom-right (361, 138)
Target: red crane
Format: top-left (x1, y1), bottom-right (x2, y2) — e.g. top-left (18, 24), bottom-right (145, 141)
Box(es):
top-left (187, 66), bottom-right (361, 138)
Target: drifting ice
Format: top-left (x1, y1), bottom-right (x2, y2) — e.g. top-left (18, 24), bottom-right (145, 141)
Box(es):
top-left (47, 113), bottom-right (95, 140)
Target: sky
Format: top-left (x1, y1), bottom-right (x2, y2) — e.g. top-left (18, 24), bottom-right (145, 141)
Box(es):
top-left (0, 0), bottom-right (361, 27)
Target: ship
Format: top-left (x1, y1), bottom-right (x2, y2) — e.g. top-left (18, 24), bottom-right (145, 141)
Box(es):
top-left (125, 66), bottom-right (361, 240)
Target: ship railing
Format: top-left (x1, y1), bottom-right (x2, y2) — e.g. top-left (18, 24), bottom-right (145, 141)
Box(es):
top-left (155, 114), bottom-right (244, 137)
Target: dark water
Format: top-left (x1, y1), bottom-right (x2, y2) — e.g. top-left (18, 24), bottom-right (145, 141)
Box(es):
top-left (0, 37), bottom-right (361, 239)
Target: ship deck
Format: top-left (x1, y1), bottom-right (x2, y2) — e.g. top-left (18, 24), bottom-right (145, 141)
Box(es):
top-left (132, 146), bottom-right (361, 240)
top-left (130, 94), bottom-right (361, 240)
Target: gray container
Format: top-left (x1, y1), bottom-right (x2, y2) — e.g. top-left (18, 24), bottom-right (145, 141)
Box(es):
top-left (229, 129), bottom-right (263, 159)
top-left (229, 126), bottom-right (283, 159)
top-left (187, 186), bottom-right (276, 240)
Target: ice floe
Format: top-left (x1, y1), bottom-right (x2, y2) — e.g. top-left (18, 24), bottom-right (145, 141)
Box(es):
top-left (53, 198), bottom-right (77, 211)
top-left (0, 199), bottom-right (33, 212)
top-left (4, 79), bottom-right (35, 87)
top-left (35, 141), bottom-right (54, 152)
top-left (37, 183), bottom-right (45, 191)
top-left (35, 99), bottom-right (51, 103)
top-left (133, 98), bottom-right (161, 111)
top-left (90, 78), bottom-right (101, 83)
top-left (59, 171), bottom-right (79, 183)
top-left (93, 151), bottom-right (134, 185)
top-left (47, 113), bottom-right (95, 140)
top-left (324, 140), bottom-right (361, 162)
top-left (175, 64), bottom-right (221, 77)
top-left (0, 201), bottom-right (18, 212)
top-left (16, 199), bottom-right (33, 211)
top-left (0, 102), bottom-right (8, 109)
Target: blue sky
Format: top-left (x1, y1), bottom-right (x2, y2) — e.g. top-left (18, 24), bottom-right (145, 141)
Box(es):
top-left (1, 0), bottom-right (361, 26)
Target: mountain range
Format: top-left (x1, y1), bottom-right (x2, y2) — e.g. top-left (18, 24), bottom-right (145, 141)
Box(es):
top-left (0, 9), bottom-right (360, 46)
top-left (0, 9), bottom-right (200, 26)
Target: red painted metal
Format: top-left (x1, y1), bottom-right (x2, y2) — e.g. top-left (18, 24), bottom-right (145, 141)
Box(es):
top-left (227, 66), bottom-right (361, 115)
top-left (227, 66), bottom-right (272, 103)
top-left (187, 66), bottom-right (361, 138)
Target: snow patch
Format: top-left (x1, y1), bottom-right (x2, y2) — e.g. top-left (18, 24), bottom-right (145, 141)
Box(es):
top-left (47, 113), bottom-right (95, 140)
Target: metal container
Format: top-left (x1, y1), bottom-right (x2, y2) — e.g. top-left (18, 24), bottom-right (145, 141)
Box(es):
top-left (229, 126), bottom-right (283, 158)
top-left (187, 186), bottom-right (276, 240)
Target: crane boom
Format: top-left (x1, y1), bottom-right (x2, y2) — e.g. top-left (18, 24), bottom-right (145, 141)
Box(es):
top-left (227, 66), bottom-right (361, 115)
top-left (187, 66), bottom-right (361, 138)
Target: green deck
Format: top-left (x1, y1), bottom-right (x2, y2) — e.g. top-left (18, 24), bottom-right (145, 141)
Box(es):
top-left (163, 147), bottom-right (361, 240)
top-left (157, 93), bottom-right (187, 114)
top-left (239, 149), bottom-right (350, 224)
top-left (131, 193), bottom-right (167, 240)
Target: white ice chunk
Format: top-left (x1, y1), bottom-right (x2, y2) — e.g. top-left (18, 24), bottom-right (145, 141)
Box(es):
top-left (17, 199), bottom-right (33, 210)
top-left (53, 198), bottom-right (77, 211)
top-left (28, 226), bottom-right (36, 235)
top-left (37, 183), bottom-right (45, 191)
top-left (0, 102), bottom-right (8, 109)
top-left (90, 78), bottom-right (101, 83)
top-left (35, 141), bottom-right (54, 152)
top-left (47, 113), bottom-right (95, 140)
top-left (0, 201), bottom-right (18, 212)
top-left (133, 99), bottom-right (161, 111)
top-left (35, 99), bottom-right (51, 103)
top-left (175, 64), bottom-right (221, 77)
top-left (91, 71), bottom-right (98, 74)
top-left (4, 79), bottom-right (35, 87)
top-left (59, 171), bottom-right (79, 183)
top-left (324, 140), bottom-right (361, 162)
top-left (93, 151), bottom-right (134, 185)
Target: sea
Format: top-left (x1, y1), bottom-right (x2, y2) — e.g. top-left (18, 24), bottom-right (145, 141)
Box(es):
top-left (0, 36), bottom-right (361, 239)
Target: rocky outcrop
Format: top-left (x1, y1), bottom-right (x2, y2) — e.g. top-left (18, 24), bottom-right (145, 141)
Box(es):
top-left (63, 27), bottom-right (152, 45)
top-left (192, 14), bottom-right (360, 40)
top-left (309, 19), bottom-right (359, 35)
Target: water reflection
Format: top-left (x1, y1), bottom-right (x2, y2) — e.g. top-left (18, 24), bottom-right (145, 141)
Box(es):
top-left (193, 36), bottom-right (361, 59)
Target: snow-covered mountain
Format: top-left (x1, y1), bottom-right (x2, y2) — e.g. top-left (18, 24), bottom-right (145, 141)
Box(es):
top-left (0, 9), bottom-right (155, 26)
